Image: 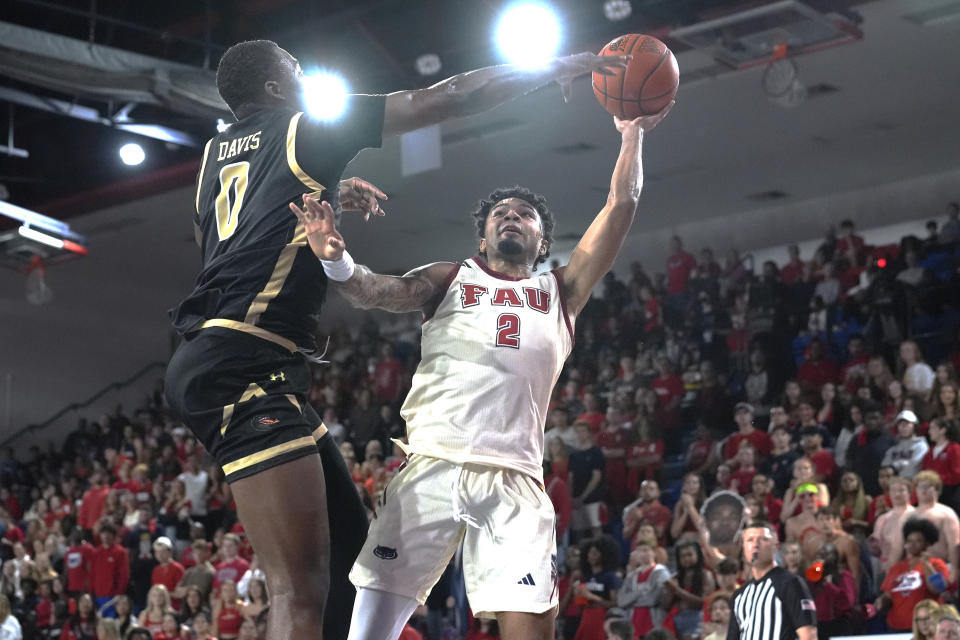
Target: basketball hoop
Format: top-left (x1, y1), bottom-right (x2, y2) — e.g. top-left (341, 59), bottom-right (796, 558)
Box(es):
top-left (25, 255), bottom-right (53, 305)
top-left (761, 43), bottom-right (806, 108)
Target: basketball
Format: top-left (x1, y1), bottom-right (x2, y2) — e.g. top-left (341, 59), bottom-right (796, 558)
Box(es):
top-left (593, 34), bottom-right (679, 119)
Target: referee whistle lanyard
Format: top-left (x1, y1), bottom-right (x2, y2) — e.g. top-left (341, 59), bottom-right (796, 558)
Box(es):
top-left (451, 468), bottom-right (481, 529)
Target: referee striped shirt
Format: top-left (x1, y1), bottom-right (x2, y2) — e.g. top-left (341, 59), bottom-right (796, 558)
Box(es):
top-left (728, 566), bottom-right (818, 640)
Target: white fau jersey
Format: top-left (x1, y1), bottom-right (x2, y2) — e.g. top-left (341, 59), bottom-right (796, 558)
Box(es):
top-left (400, 257), bottom-right (575, 481)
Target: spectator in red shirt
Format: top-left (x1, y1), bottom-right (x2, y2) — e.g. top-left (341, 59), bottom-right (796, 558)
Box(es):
top-left (623, 480), bottom-right (672, 547)
top-left (151, 537), bottom-right (185, 605)
top-left (371, 342), bottom-right (406, 404)
top-left (837, 219), bottom-right (865, 265)
top-left (77, 471), bottom-right (111, 532)
top-left (213, 533), bottom-right (249, 593)
top-left (665, 235), bottom-right (696, 295)
top-left (90, 523), bottom-right (130, 612)
top-left (576, 393), bottom-right (606, 434)
top-left (796, 339), bottom-right (840, 392)
top-left (799, 426), bottom-right (836, 484)
top-left (61, 593), bottom-right (98, 640)
top-left (639, 285), bottom-right (662, 334)
top-left (875, 518), bottom-right (949, 633)
top-left (651, 355), bottom-right (683, 425)
top-left (748, 474), bottom-right (783, 527)
top-left (923, 418), bottom-right (960, 512)
top-left (626, 418), bottom-right (664, 492)
top-left (728, 444), bottom-right (758, 496)
top-left (723, 403), bottom-right (772, 461)
top-left (64, 530), bottom-right (94, 596)
top-left (545, 461), bottom-right (572, 544)
top-left (806, 542), bottom-right (856, 638)
top-left (597, 408), bottom-right (632, 508)
top-left (112, 461), bottom-right (137, 493)
top-left (781, 244), bottom-right (805, 285)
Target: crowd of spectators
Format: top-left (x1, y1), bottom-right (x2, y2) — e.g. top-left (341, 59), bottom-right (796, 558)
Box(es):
top-left (3, 204), bottom-right (960, 640)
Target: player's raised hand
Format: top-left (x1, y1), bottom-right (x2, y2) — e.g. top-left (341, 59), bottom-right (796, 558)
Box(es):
top-left (614, 100), bottom-right (675, 135)
top-left (289, 196), bottom-right (346, 261)
top-left (555, 52), bottom-right (631, 103)
top-left (338, 177), bottom-right (388, 221)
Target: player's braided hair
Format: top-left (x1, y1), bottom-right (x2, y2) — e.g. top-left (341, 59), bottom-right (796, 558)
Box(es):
top-left (471, 186), bottom-right (555, 269)
top-left (217, 40), bottom-right (288, 115)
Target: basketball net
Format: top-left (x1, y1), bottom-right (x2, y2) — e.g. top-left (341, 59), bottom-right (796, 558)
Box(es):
top-left (25, 255), bottom-right (53, 305)
top-left (761, 43), bottom-right (806, 108)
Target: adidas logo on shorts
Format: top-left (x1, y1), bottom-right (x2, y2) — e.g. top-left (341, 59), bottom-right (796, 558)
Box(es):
top-left (517, 573), bottom-right (536, 586)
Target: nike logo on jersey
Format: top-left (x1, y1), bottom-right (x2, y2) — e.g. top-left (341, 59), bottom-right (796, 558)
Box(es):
top-left (517, 573), bottom-right (536, 586)
top-left (459, 283), bottom-right (550, 313)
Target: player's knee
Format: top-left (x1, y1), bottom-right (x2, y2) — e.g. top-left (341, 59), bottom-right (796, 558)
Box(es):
top-left (269, 577), bottom-right (329, 619)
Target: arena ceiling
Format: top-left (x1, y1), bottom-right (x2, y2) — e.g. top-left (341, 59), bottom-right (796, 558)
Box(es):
top-left (0, 0), bottom-right (871, 216)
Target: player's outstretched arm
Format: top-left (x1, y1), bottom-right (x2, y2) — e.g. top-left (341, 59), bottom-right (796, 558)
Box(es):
top-left (382, 53), bottom-right (630, 137)
top-left (559, 102), bottom-right (673, 316)
top-left (336, 262), bottom-right (455, 313)
top-left (290, 196), bottom-right (454, 313)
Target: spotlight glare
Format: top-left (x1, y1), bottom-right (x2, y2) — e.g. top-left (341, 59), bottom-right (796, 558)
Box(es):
top-left (302, 72), bottom-right (349, 121)
top-left (118, 142), bottom-right (145, 166)
top-left (495, 3), bottom-right (561, 68)
top-left (216, 118), bottom-right (230, 133)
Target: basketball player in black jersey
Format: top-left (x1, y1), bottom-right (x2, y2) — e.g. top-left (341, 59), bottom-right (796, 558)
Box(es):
top-left (164, 39), bottom-right (629, 640)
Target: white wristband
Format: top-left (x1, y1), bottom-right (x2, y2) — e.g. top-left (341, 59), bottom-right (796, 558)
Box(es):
top-left (320, 250), bottom-right (355, 282)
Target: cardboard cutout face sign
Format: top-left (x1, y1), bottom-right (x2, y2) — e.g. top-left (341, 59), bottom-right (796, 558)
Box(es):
top-left (701, 490), bottom-right (747, 546)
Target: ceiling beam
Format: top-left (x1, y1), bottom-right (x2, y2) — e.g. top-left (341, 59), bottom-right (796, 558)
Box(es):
top-left (0, 86), bottom-right (201, 147)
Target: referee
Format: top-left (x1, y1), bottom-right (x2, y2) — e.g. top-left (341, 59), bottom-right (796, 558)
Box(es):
top-left (728, 522), bottom-right (818, 640)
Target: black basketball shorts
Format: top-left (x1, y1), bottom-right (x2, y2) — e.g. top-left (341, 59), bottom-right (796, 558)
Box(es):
top-left (165, 326), bottom-right (324, 483)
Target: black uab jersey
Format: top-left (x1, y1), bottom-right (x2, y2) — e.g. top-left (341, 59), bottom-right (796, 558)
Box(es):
top-left (171, 96), bottom-right (386, 349)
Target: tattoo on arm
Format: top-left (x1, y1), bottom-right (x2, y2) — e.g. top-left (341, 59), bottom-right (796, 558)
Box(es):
top-left (334, 264), bottom-right (437, 313)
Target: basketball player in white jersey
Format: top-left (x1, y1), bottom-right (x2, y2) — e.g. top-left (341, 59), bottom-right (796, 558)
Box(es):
top-left (289, 103), bottom-right (672, 640)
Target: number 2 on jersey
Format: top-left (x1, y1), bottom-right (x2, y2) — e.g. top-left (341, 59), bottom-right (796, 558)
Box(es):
top-left (215, 161), bottom-right (250, 241)
top-left (496, 313), bottom-right (520, 348)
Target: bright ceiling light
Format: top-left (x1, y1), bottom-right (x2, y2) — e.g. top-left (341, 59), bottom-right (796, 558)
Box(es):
top-left (603, 0), bottom-right (632, 21)
top-left (415, 53), bottom-right (442, 76)
top-left (19, 226), bottom-right (63, 249)
top-left (216, 118), bottom-right (230, 133)
top-left (495, 3), bottom-right (561, 68)
top-left (118, 142), bottom-right (145, 166)
top-left (302, 72), bottom-right (349, 121)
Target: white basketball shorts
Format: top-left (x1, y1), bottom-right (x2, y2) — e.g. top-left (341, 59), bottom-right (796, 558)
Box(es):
top-left (349, 454), bottom-right (559, 618)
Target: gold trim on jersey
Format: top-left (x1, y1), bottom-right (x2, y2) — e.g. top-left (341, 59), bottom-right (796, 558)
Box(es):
top-left (200, 318), bottom-right (297, 353)
top-left (286, 112), bottom-right (326, 192)
top-left (222, 436), bottom-right (316, 478)
top-left (219, 382), bottom-right (268, 435)
top-left (311, 422), bottom-right (328, 441)
top-left (242, 221), bottom-right (307, 326)
top-left (286, 394), bottom-right (302, 413)
top-left (195, 138), bottom-right (214, 214)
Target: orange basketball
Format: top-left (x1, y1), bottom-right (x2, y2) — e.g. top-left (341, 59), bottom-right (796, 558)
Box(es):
top-left (593, 34), bottom-right (679, 119)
